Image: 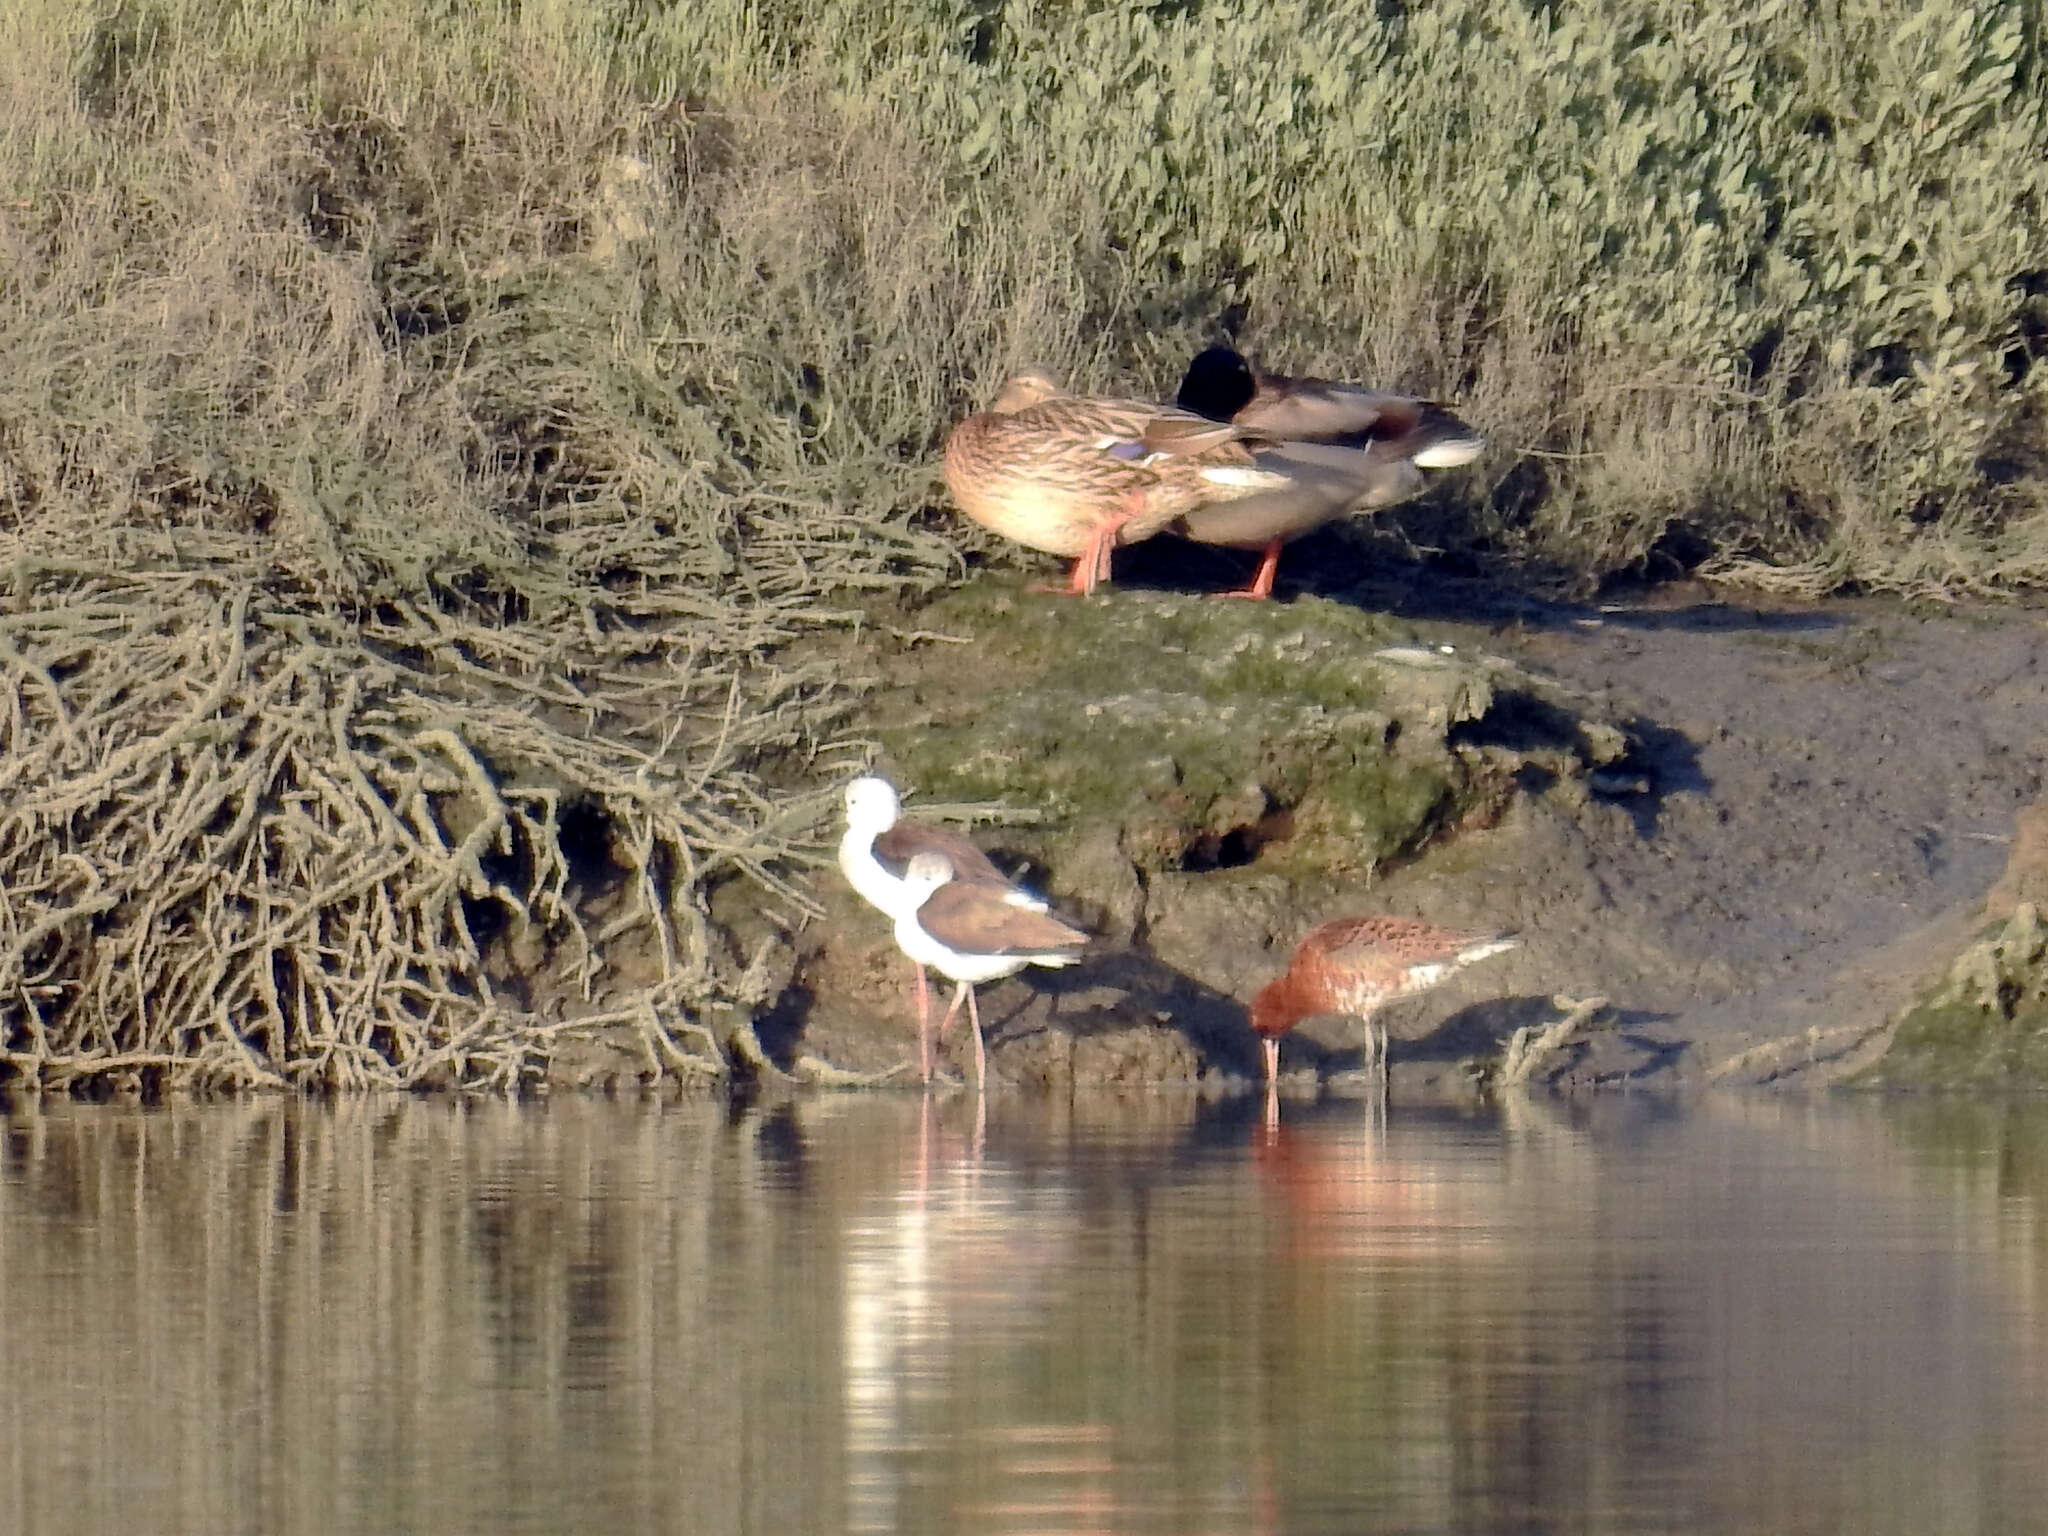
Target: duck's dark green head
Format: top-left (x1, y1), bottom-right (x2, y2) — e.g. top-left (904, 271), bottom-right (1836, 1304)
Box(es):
top-left (1176, 345), bottom-right (1257, 423)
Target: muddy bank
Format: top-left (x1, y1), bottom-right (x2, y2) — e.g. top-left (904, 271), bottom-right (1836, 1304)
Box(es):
top-left (777, 557), bottom-right (2047, 1095)
top-left (1858, 800), bottom-right (2048, 1089)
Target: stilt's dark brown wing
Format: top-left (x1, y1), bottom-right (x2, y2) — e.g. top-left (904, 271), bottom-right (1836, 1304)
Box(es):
top-left (914, 882), bottom-right (1089, 957)
top-left (873, 821), bottom-right (1015, 888)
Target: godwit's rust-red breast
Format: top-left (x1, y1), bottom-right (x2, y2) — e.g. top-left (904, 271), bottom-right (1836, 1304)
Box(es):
top-left (1249, 915), bottom-right (1516, 1084)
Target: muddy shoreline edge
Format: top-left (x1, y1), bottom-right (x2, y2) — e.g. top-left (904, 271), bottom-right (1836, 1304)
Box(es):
top-left (754, 573), bottom-right (2048, 1101)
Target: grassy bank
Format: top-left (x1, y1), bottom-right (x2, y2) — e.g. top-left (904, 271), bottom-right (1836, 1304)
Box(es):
top-left (1, 0), bottom-right (2044, 1088)
top-left (9, 0), bottom-right (2048, 592)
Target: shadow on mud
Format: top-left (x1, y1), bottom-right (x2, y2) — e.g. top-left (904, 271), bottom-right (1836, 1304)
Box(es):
top-left (1008, 950), bottom-right (1267, 1079)
top-left (1106, 532), bottom-right (1843, 639)
top-left (1402, 996), bottom-right (1693, 1090)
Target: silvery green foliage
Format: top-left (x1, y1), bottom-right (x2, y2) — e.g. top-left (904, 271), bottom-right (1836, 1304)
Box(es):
top-left (672, 0), bottom-right (2048, 583)
top-left (23, 0), bottom-right (2048, 588)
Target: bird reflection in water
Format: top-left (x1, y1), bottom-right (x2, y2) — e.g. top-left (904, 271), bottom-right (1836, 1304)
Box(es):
top-left (841, 1098), bottom-right (1274, 1536)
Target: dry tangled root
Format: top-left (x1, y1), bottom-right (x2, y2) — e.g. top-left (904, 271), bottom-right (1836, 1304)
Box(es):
top-left (0, 564), bottom-right (846, 1094)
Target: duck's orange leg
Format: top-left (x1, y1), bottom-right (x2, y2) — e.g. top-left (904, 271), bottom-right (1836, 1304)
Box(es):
top-left (1217, 540), bottom-right (1283, 600)
top-left (1061, 523), bottom-right (1118, 596)
top-left (1046, 492), bottom-right (1147, 596)
top-left (1037, 537), bottom-right (1109, 595)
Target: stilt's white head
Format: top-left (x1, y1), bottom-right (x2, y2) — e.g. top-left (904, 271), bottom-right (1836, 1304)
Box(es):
top-left (843, 775), bottom-right (902, 834)
top-left (900, 851), bottom-right (956, 903)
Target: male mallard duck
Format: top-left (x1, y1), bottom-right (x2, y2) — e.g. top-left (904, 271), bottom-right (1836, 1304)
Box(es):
top-left (1172, 346), bottom-right (1487, 598)
top-left (1177, 345), bottom-right (1487, 451)
top-left (941, 368), bottom-right (1297, 595)
top-left (890, 851), bottom-right (1091, 1088)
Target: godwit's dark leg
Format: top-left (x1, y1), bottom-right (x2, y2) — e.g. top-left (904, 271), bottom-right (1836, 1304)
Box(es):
top-left (1219, 541), bottom-right (1283, 600)
top-left (1374, 1017), bottom-right (1391, 1111)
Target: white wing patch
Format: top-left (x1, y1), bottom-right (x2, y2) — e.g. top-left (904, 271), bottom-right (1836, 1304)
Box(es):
top-left (1411, 439), bottom-right (1485, 469)
top-left (1197, 464), bottom-right (1293, 490)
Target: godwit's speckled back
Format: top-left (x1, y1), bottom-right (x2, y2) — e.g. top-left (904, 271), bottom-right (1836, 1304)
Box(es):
top-left (1252, 915), bottom-right (1516, 1040)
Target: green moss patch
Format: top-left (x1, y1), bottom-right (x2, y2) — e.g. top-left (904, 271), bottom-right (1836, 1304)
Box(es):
top-left (1860, 904), bottom-right (2048, 1089)
top-left (870, 583), bottom-right (1625, 877)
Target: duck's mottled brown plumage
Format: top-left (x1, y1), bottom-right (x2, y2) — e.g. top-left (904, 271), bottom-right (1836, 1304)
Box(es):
top-left (939, 369), bottom-right (1266, 594)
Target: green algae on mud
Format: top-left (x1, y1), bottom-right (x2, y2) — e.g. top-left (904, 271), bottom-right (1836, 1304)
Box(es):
top-left (1857, 904), bottom-right (2048, 1090)
top-left (867, 582), bottom-right (1630, 879)
top-left (769, 579), bottom-right (1642, 1088)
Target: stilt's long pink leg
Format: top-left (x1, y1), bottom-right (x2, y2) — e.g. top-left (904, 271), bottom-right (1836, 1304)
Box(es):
top-left (915, 964), bottom-right (933, 1083)
top-left (930, 982), bottom-right (969, 1084)
top-left (965, 986), bottom-right (987, 1090)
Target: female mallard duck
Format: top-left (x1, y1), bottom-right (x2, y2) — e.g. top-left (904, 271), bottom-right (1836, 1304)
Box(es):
top-left (1171, 346), bottom-right (1487, 598)
top-left (942, 369), bottom-right (1297, 595)
top-left (944, 368), bottom-right (1450, 597)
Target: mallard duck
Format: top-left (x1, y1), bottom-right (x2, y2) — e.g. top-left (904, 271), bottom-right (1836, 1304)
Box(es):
top-left (1172, 346), bottom-right (1487, 598)
top-left (1177, 345), bottom-right (1487, 451)
top-left (941, 369), bottom-right (1287, 595)
top-left (890, 851), bottom-right (1091, 1088)
top-left (1250, 916), bottom-right (1516, 1088)
top-left (840, 775), bottom-right (1053, 1081)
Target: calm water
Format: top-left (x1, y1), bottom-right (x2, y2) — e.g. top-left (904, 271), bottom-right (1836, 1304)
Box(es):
top-left (2, 1091), bottom-right (2045, 1535)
